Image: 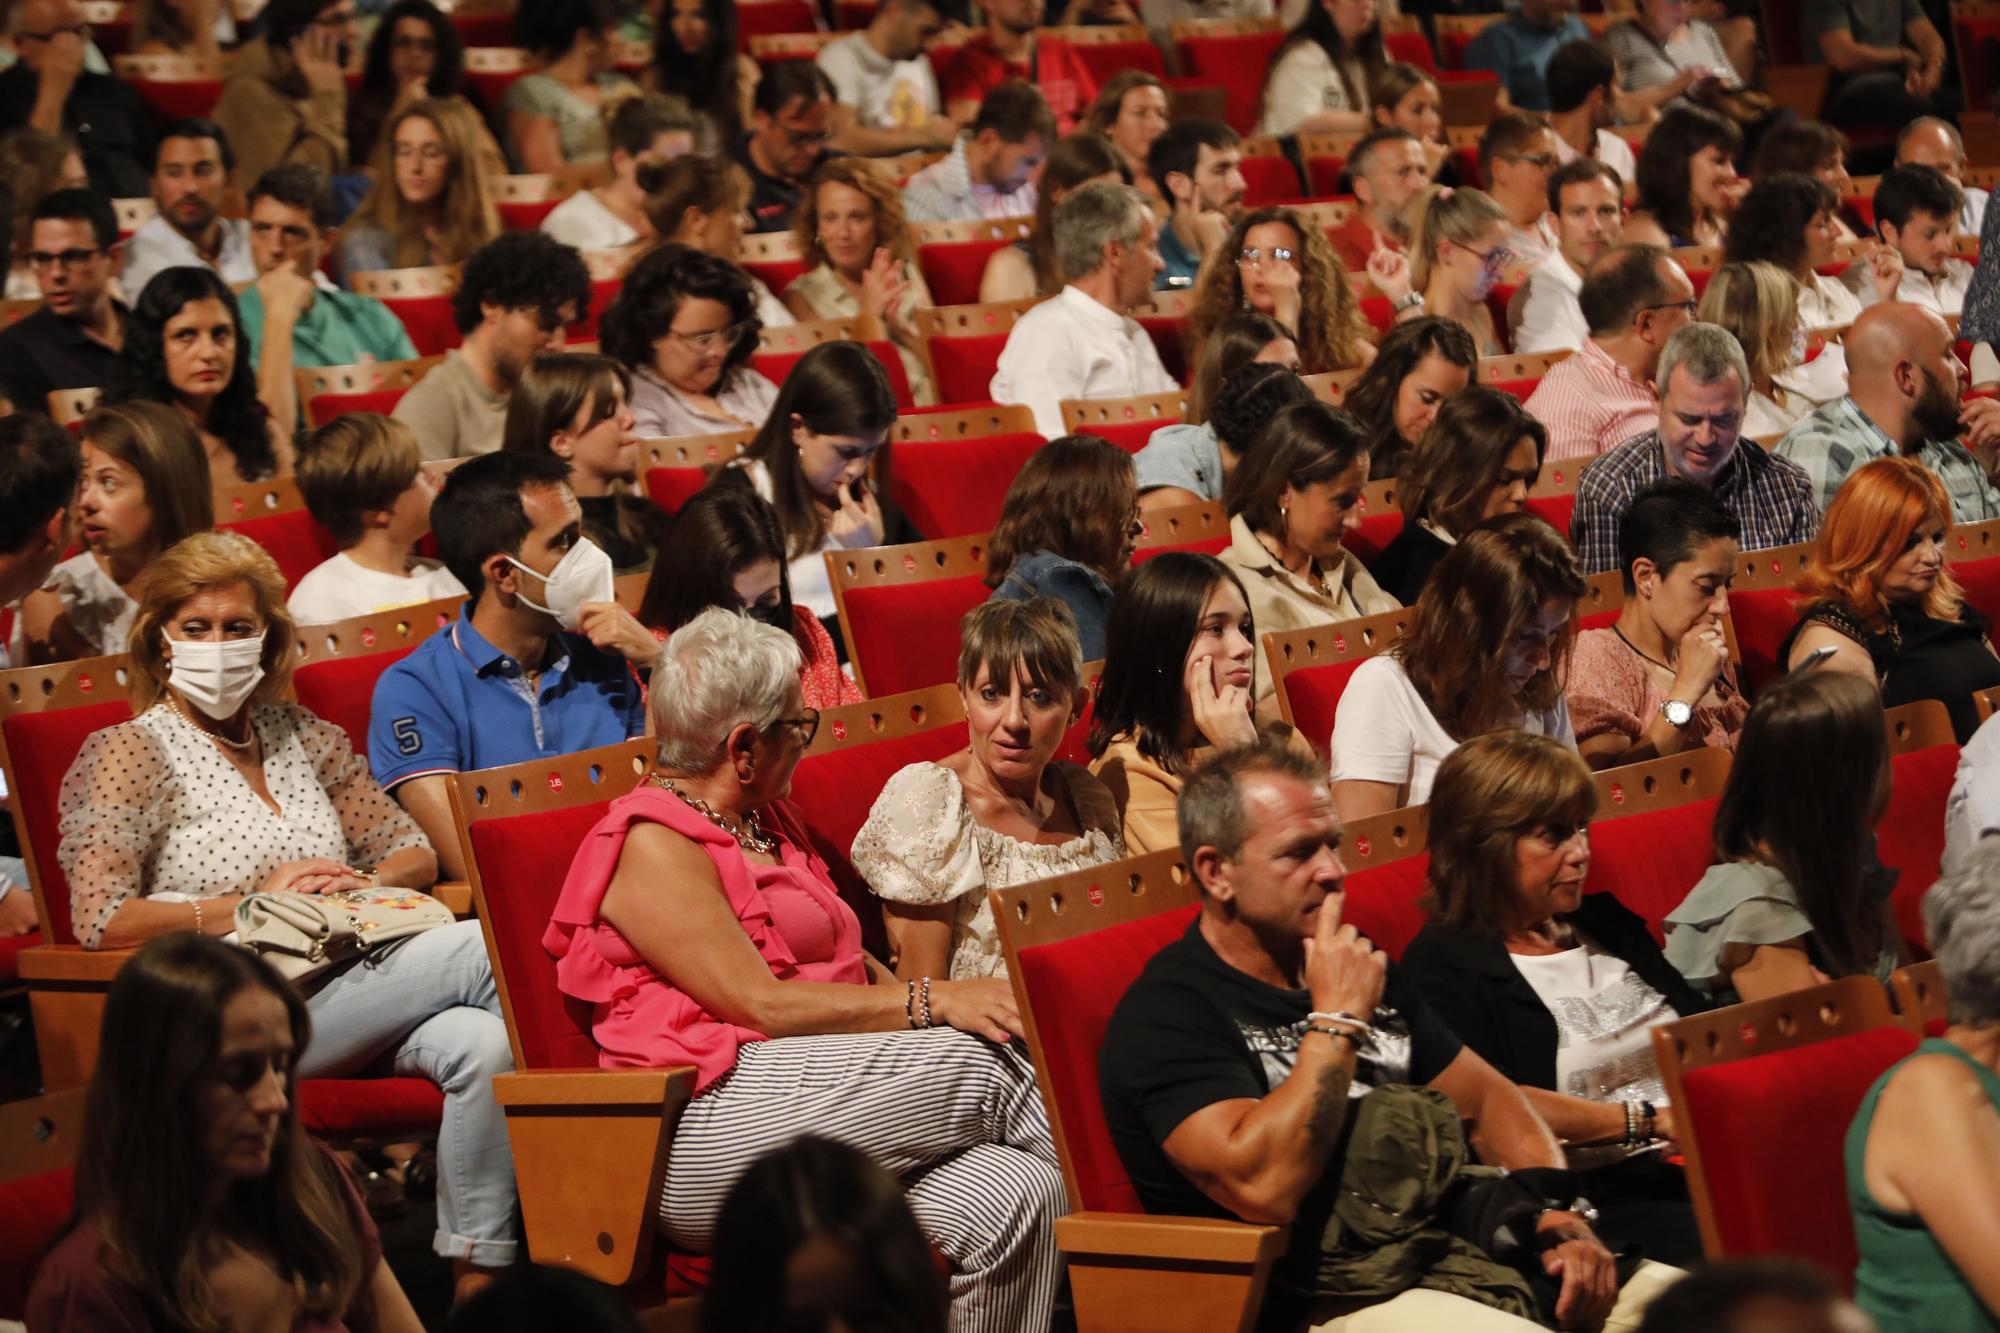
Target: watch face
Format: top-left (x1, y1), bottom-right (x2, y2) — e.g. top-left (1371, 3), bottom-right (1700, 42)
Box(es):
top-left (1664, 699), bottom-right (1693, 726)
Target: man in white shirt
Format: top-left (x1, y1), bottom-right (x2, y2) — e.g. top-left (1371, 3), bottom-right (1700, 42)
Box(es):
top-left (1544, 39), bottom-right (1637, 185)
top-left (1479, 110), bottom-right (1562, 270)
top-left (1895, 115), bottom-right (1988, 238)
top-left (817, 0), bottom-right (960, 159)
top-left (1511, 158), bottom-right (1624, 353)
top-left (991, 181), bottom-right (1173, 439)
top-left (1850, 164), bottom-right (1974, 317)
top-left (120, 118), bottom-right (257, 299)
top-left (901, 81), bottom-right (1053, 223)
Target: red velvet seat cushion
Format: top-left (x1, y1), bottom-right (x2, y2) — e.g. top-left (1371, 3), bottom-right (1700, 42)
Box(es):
top-left (1583, 797), bottom-right (1721, 942)
top-left (1950, 554), bottom-right (2000, 627)
top-left (644, 466), bottom-right (709, 517)
top-left (1679, 1025), bottom-right (1917, 1284)
top-left (733, 0), bottom-right (815, 46)
top-left (1073, 37), bottom-right (1165, 84)
top-left (1880, 742), bottom-right (1957, 953)
top-left (928, 333), bottom-right (1010, 406)
top-left (1524, 492), bottom-right (1575, 540)
top-left (1345, 509), bottom-right (1404, 567)
top-left (0, 1166), bottom-right (73, 1319)
top-left (1135, 316), bottom-right (1188, 384)
top-left (1240, 155), bottom-right (1304, 205)
top-left (1276, 656), bottom-right (1374, 757)
top-left (220, 510), bottom-right (341, 594)
top-left (305, 387), bottom-right (411, 427)
top-left (1724, 586), bottom-right (1800, 694)
top-left (1131, 533), bottom-right (1231, 563)
top-left (1343, 852), bottom-right (1430, 960)
top-left (500, 199), bottom-right (563, 232)
top-left (5, 701), bottom-right (134, 944)
top-left (889, 433), bottom-right (1045, 538)
top-left (1174, 31), bottom-right (1286, 132)
top-left (841, 576), bottom-right (989, 697)
top-left (298, 1076), bottom-right (446, 1140)
top-left (129, 77), bottom-right (223, 121)
top-left (293, 649), bottom-right (422, 758)
top-left (918, 240), bottom-right (1013, 307)
top-left (376, 296), bottom-right (461, 357)
top-left (1015, 902), bottom-right (1201, 1212)
top-left (1080, 417), bottom-right (1175, 455)
top-left (1383, 28), bottom-right (1437, 70)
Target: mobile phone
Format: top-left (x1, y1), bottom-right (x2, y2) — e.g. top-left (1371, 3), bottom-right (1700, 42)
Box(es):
top-left (1791, 645), bottom-right (1838, 673)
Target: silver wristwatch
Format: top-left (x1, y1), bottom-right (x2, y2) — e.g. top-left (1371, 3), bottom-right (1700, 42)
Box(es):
top-left (1391, 291), bottom-right (1425, 314)
top-left (1660, 697), bottom-right (1694, 728)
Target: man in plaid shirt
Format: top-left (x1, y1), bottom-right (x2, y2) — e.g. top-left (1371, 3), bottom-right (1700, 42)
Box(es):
top-left (1572, 323), bottom-right (1820, 574)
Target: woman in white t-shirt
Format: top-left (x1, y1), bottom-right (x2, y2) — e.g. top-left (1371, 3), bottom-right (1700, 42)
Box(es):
top-left (288, 414), bottom-right (466, 625)
top-left (1256, 0), bottom-right (1388, 138)
top-left (1331, 512), bottom-right (1586, 817)
top-left (540, 93), bottom-right (699, 253)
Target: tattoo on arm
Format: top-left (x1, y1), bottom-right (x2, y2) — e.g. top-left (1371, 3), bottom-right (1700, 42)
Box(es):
top-left (1305, 1058), bottom-right (1355, 1155)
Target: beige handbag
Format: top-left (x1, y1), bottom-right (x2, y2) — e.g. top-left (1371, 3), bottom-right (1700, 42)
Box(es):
top-left (235, 886), bottom-right (454, 981)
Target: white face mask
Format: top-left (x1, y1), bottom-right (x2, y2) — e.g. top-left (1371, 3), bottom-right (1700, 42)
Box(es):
top-left (508, 538), bottom-right (615, 630)
top-left (167, 633), bottom-right (267, 720)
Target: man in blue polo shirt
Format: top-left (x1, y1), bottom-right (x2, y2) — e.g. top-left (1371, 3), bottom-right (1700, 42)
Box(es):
top-left (369, 452), bottom-right (658, 875)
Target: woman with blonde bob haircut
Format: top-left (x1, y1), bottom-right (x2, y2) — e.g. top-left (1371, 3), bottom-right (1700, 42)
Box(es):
top-left (21, 402), bottom-right (215, 662)
top-left (55, 531), bottom-right (520, 1293)
top-left (1334, 513), bottom-right (1586, 818)
top-left (501, 351), bottom-right (658, 571)
top-left (784, 158), bottom-right (937, 406)
top-left (1782, 457), bottom-right (2000, 741)
top-left (339, 97), bottom-right (502, 280)
top-left (1695, 261), bottom-right (1813, 438)
top-left (1402, 731), bottom-right (1707, 1266)
top-left (1187, 205), bottom-right (1373, 377)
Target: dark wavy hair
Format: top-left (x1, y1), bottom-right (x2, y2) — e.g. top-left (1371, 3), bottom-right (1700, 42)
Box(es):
top-left (637, 484), bottom-right (795, 637)
top-left (1397, 384), bottom-right (1546, 536)
top-left (1225, 397), bottom-right (1371, 535)
top-left (512, 0), bottom-right (618, 58)
top-left (1088, 551), bottom-right (1254, 773)
top-left (1259, 0), bottom-right (1386, 130)
top-left (985, 434), bottom-right (1137, 588)
top-left (1723, 172), bottom-right (1839, 277)
top-left (600, 242), bottom-right (760, 387)
top-left (651, 0), bottom-right (743, 145)
top-left (1634, 105), bottom-right (1743, 244)
top-left (106, 267), bottom-right (276, 482)
top-left (1340, 314), bottom-right (1476, 481)
top-left (351, 0), bottom-right (467, 166)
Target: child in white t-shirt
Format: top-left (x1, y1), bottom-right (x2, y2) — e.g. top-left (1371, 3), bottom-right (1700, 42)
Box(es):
top-left (289, 414), bottom-right (466, 625)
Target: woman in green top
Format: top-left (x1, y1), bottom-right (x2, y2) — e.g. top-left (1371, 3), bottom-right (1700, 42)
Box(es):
top-left (1663, 670), bottom-right (1906, 1006)
top-left (1846, 839), bottom-right (2000, 1329)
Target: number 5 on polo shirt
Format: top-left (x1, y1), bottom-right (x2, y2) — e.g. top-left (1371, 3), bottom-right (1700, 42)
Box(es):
top-left (392, 717), bottom-right (422, 756)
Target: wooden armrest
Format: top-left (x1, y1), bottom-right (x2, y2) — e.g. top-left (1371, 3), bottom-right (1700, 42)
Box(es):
top-left (18, 944), bottom-right (136, 983)
top-left (494, 1066), bottom-right (697, 1287)
top-left (1057, 1212), bottom-right (1287, 1264)
top-left (431, 881), bottom-right (472, 916)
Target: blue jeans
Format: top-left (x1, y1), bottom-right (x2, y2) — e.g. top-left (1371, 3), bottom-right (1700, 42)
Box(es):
top-left (298, 919), bottom-right (517, 1266)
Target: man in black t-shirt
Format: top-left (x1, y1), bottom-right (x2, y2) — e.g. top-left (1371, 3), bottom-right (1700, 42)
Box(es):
top-left (733, 60), bottom-right (836, 234)
top-left (1099, 736), bottom-right (1627, 1328)
top-left (0, 189), bottom-right (124, 417)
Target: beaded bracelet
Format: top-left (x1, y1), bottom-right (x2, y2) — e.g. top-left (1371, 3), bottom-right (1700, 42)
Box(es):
top-left (193, 898), bottom-right (204, 937)
top-left (1308, 1010), bottom-right (1376, 1041)
top-left (918, 976), bottom-right (934, 1028)
top-left (904, 979), bottom-right (920, 1030)
top-left (1306, 1022), bottom-right (1361, 1049)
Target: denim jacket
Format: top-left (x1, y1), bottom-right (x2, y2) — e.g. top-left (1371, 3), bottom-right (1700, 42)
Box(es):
top-left (988, 550), bottom-right (1113, 661)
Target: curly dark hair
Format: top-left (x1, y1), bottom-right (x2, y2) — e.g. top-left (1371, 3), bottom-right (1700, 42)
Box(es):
top-left (452, 230), bottom-right (593, 335)
top-left (651, 0), bottom-right (742, 145)
top-left (512, 0), bottom-right (618, 58)
top-left (600, 242), bottom-right (760, 384)
top-left (1723, 172), bottom-right (1838, 277)
top-left (351, 0), bottom-right (467, 166)
top-left (1634, 105), bottom-right (1742, 244)
top-left (105, 267), bottom-right (276, 483)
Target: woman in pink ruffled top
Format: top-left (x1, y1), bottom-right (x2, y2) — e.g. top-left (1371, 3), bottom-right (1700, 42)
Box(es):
top-left (544, 609), bottom-right (1064, 1333)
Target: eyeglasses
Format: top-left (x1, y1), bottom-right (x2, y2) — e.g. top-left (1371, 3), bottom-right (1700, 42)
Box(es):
top-left (770, 708), bottom-right (820, 746)
top-left (669, 321), bottom-right (753, 352)
top-left (1503, 152), bottom-right (1559, 171)
top-left (1639, 299), bottom-right (1699, 318)
top-left (18, 22), bottom-right (90, 41)
top-left (1236, 245), bottom-right (1298, 268)
top-left (26, 246), bottom-right (102, 270)
top-left (1452, 239), bottom-right (1515, 269)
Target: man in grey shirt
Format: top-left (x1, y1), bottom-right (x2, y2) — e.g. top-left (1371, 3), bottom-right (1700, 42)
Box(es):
top-left (1804, 0), bottom-right (1955, 158)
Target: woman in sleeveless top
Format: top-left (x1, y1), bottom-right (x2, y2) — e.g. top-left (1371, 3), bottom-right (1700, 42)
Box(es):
top-left (1844, 842), bottom-right (2000, 1329)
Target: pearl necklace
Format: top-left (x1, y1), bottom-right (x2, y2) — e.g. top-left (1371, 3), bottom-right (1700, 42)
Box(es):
top-left (651, 775), bottom-right (777, 855)
top-left (169, 692), bottom-right (257, 752)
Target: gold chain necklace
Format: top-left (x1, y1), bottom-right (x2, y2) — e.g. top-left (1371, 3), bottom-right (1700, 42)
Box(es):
top-left (651, 775), bottom-right (777, 855)
top-left (168, 692), bottom-right (257, 752)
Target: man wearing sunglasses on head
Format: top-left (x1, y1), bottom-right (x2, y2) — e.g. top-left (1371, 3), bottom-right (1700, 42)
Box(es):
top-left (393, 231), bottom-right (592, 462)
top-left (0, 0), bottom-right (150, 196)
top-left (215, 0), bottom-right (360, 192)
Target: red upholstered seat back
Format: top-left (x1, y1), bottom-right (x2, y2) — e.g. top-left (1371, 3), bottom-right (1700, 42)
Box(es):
top-left (468, 801), bottom-right (622, 1069)
top-left (738, 256), bottom-right (811, 294)
top-left (919, 240), bottom-right (1012, 306)
top-left (129, 77), bottom-right (223, 120)
top-left (304, 387), bottom-right (410, 427)
top-left (0, 1167), bottom-right (73, 1320)
top-left (1342, 853), bottom-right (1431, 960)
top-left (376, 295), bottom-right (461, 356)
top-left (791, 724), bottom-right (972, 960)
top-left (1585, 798), bottom-right (1721, 942)
top-left (1240, 155), bottom-right (1304, 205)
top-left (1277, 659), bottom-right (1370, 757)
top-left (843, 576), bottom-right (988, 696)
top-left (1879, 742), bottom-right (1958, 953)
top-left (1016, 903), bottom-right (1201, 1212)
top-left (1724, 587), bottom-right (1798, 694)
top-left (1950, 554), bottom-right (2000, 626)
top-left (734, 0), bottom-right (816, 46)
top-left (1135, 315), bottom-right (1188, 383)
top-left (293, 648), bottom-right (421, 757)
top-left (1955, 13), bottom-right (2000, 109)
top-left (5, 701), bottom-right (135, 944)
top-left (1131, 533), bottom-right (1231, 563)
top-left (499, 199), bottom-right (563, 231)
top-left (1344, 509), bottom-right (1404, 566)
top-left (1080, 419), bottom-right (1173, 455)
top-left (1174, 31), bottom-right (1286, 132)
top-left (928, 333), bottom-right (1010, 405)
top-left (1306, 152), bottom-right (1348, 197)
top-left (1383, 28), bottom-right (1437, 69)
top-left (753, 342), bottom-right (916, 409)
top-left (221, 510), bottom-right (341, 592)
top-left (1073, 37), bottom-right (1165, 83)
top-left (644, 465), bottom-right (708, 517)
top-left (889, 433), bottom-right (1045, 538)
top-left (1524, 492), bottom-right (1575, 539)
top-left (1680, 1025), bottom-right (1916, 1282)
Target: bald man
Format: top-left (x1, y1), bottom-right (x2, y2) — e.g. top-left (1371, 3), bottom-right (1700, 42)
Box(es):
top-left (1896, 116), bottom-right (1988, 237)
top-left (1775, 303), bottom-right (2000, 521)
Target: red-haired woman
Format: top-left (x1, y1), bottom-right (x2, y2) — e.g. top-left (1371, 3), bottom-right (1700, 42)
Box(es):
top-left (1782, 456), bottom-right (2000, 742)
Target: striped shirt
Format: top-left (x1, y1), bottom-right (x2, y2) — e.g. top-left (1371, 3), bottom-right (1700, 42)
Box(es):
top-left (900, 136), bottom-right (1037, 224)
top-left (1524, 338), bottom-right (1662, 461)
top-left (1571, 431), bottom-right (1822, 574)
top-left (1774, 396), bottom-right (2000, 523)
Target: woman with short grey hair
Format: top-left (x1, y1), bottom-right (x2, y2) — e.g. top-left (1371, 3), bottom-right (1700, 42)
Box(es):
top-left (1843, 837), bottom-right (2000, 1328)
top-left (548, 608), bottom-right (1066, 1332)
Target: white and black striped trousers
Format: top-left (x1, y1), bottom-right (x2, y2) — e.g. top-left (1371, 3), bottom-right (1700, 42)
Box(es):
top-left (660, 1026), bottom-right (1066, 1333)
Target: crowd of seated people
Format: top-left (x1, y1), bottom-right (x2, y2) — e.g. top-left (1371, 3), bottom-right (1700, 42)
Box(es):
top-left (12, 0), bottom-right (2000, 1323)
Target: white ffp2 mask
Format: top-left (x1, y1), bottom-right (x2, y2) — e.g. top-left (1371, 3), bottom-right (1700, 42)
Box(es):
top-left (508, 538), bottom-right (615, 630)
top-left (167, 633), bottom-right (267, 720)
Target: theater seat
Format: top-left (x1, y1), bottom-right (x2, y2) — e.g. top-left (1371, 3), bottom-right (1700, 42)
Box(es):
top-left (1172, 24), bottom-right (1286, 134)
top-left (1239, 151), bottom-right (1304, 205)
top-left (219, 509), bottom-right (341, 594)
top-left (1583, 753), bottom-right (1731, 940)
top-left (1950, 552), bottom-right (2000, 626)
top-left (1338, 808), bottom-right (1432, 959)
top-left (836, 572), bottom-right (990, 697)
top-left (916, 299), bottom-right (1040, 406)
top-left (1879, 701), bottom-right (1958, 953)
top-left (1724, 541), bottom-right (1813, 693)
top-left (2, 696), bottom-right (135, 947)
top-left (917, 237), bottom-right (1017, 306)
top-left (1345, 478), bottom-right (1404, 566)
top-left (298, 1078), bottom-right (447, 1141)
top-left (889, 431), bottom-right (1045, 537)
top-left (753, 340), bottom-right (916, 409)
top-left (734, 0), bottom-right (817, 47)
top-left (1264, 607), bottom-right (1413, 756)
top-left (292, 598), bottom-right (465, 756)
top-left (1065, 26), bottom-right (1167, 84)
top-left (349, 266), bottom-right (462, 357)
top-left (0, 1167), bottom-right (72, 1321)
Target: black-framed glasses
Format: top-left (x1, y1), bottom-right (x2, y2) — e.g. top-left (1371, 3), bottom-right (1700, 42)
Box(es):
top-left (770, 708), bottom-right (820, 746)
top-left (26, 246), bottom-right (102, 269)
top-left (311, 7), bottom-right (359, 25)
top-left (1639, 299), bottom-right (1699, 318)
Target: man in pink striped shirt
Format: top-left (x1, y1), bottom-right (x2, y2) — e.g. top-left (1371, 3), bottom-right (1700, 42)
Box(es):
top-left (1524, 244), bottom-right (1697, 460)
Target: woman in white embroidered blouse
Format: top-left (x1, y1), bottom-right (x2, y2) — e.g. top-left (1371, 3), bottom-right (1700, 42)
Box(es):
top-left (55, 530), bottom-right (520, 1301)
top-left (852, 599), bottom-right (1122, 981)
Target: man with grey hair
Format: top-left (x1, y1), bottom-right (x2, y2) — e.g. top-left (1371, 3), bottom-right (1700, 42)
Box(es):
top-left (1896, 115), bottom-right (1988, 237)
top-left (1571, 322), bottom-right (1819, 574)
top-left (1100, 733), bottom-right (1676, 1328)
top-left (990, 180), bottom-right (1172, 439)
